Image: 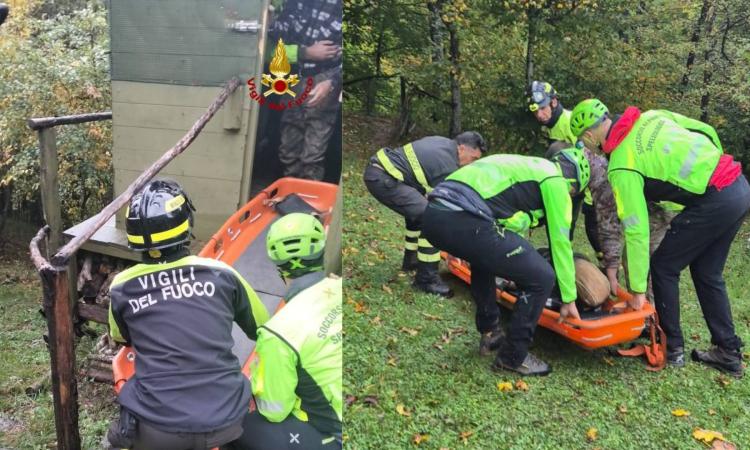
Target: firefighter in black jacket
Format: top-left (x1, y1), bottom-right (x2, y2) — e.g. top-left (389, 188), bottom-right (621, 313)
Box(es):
top-left (107, 180), bottom-right (269, 449)
top-left (363, 132), bottom-right (486, 297)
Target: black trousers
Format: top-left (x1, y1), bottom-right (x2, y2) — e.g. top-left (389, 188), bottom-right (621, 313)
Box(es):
top-left (107, 407), bottom-right (243, 450)
top-left (228, 410), bottom-right (340, 450)
top-left (363, 164), bottom-right (441, 267)
top-left (363, 164), bottom-right (427, 228)
top-left (421, 204), bottom-right (555, 366)
top-left (651, 175), bottom-right (750, 351)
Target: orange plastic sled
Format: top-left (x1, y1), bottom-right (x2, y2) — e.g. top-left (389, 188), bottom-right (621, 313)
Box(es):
top-left (113, 177), bottom-right (339, 394)
top-left (442, 253), bottom-right (657, 351)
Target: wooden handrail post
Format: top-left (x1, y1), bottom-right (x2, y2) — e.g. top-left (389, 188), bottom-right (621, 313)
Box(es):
top-left (38, 127), bottom-right (63, 254)
top-left (31, 227), bottom-right (80, 450)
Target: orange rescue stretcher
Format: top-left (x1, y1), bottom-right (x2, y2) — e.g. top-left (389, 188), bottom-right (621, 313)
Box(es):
top-left (442, 253), bottom-right (667, 370)
top-left (112, 177), bottom-right (339, 394)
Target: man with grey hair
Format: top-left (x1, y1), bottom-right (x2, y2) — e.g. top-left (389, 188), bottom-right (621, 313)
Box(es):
top-left (363, 132), bottom-right (487, 297)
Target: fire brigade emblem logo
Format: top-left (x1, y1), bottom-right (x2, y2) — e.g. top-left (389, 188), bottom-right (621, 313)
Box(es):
top-left (262, 38), bottom-right (299, 97)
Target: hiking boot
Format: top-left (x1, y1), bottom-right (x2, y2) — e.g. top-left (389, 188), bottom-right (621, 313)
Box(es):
top-left (667, 347), bottom-right (685, 368)
top-left (691, 346), bottom-right (743, 378)
top-left (479, 327), bottom-right (505, 356)
top-left (401, 250), bottom-right (418, 272)
top-left (492, 352), bottom-right (551, 376)
top-left (413, 278), bottom-right (453, 298)
top-left (414, 261), bottom-right (453, 298)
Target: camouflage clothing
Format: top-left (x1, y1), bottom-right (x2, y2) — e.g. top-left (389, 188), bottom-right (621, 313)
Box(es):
top-left (585, 148), bottom-right (622, 270)
top-left (278, 67), bottom-right (341, 181)
top-left (584, 148), bottom-right (676, 299)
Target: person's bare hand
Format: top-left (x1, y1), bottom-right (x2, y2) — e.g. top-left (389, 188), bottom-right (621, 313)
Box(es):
top-left (307, 79), bottom-right (333, 107)
top-left (606, 267), bottom-right (619, 296)
top-left (628, 292), bottom-right (646, 310)
top-left (558, 302), bottom-right (581, 323)
top-left (304, 40), bottom-right (341, 61)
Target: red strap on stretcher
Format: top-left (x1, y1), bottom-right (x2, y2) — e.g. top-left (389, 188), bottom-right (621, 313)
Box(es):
top-left (616, 311), bottom-right (667, 371)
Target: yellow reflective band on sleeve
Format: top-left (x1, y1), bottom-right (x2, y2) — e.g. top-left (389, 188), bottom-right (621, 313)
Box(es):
top-left (405, 229), bottom-right (421, 238)
top-left (404, 242), bottom-right (418, 251)
top-left (322, 437), bottom-right (336, 445)
top-left (126, 219), bottom-right (190, 244)
top-left (376, 149), bottom-right (405, 182)
top-left (165, 195), bottom-right (185, 213)
top-left (403, 143), bottom-right (432, 193)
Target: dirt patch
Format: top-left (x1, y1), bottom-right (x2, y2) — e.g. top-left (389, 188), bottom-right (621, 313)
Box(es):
top-left (0, 412), bottom-right (24, 436)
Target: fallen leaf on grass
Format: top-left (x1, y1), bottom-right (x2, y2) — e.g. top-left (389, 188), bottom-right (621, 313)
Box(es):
top-left (433, 343), bottom-right (444, 351)
top-left (672, 409), bottom-right (691, 417)
top-left (387, 356), bottom-right (397, 367)
top-left (693, 428), bottom-right (727, 444)
top-left (412, 433), bottom-right (429, 445)
top-left (515, 380), bottom-right (529, 391)
top-left (459, 430), bottom-right (473, 443)
top-left (353, 302), bottom-right (368, 313)
top-left (715, 375), bottom-right (731, 387)
top-left (618, 405), bottom-right (628, 413)
top-left (345, 395), bottom-right (357, 407)
top-left (400, 327), bottom-right (420, 336)
top-left (382, 284), bottom-right (393, 295)
top-left (371, 316), bottom-right (382, 325)
top-left (421, 312), bottom-right (443, 321)
top-left (396, 404), bottom-right (411, 417)
top-left (586, 428), bottom-right (598, 442)
top-left (708, 409), bottom-right (717, 416)
top-left (362, 396), bottom-right (379, 407)
top-left (496, 381), bottom-right (513, 392)
top-left (711, 440), bottom-right (737, 450)
top-left (602, 357), bottom-right (615, 366)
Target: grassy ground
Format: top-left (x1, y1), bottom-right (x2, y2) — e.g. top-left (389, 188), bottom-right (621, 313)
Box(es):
top-left (0, 222), bottom-right (116, 449)
top-left (342, 115), bottom-right (750, 449)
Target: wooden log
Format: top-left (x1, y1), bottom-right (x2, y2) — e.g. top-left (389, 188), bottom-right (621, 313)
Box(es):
top-left (52, 77), bottom-right (241, 267)
top-left (76, 255), bottom-right (93, 291)
top-left (77, 303), bottom-right (108, 324)
top-left (85, 369), bottom-right (113, 384)
top-left (27, 112), bottom-right (112, 130)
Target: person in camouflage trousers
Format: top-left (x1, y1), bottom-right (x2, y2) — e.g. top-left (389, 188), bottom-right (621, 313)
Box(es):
top-left (547, 141), bottom-right (675, 301)
top-left (270, 0), bottom-right (343, 181)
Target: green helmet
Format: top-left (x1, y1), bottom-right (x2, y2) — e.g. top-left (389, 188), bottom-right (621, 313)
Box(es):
top-left (552, 146), bottom-right (590, 194)
top-left (267, 213), bottom-right (326, 278)
top-left (569, 98), bottom-right (609, 137)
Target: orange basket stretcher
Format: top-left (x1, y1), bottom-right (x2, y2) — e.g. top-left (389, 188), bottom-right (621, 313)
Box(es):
top-left (113, 177), bottom-right (339, 394)
top-left (442, 253), bottom-right (658, 351)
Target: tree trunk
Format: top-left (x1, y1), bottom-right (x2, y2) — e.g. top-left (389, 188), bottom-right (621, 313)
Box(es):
top-left (365, 19), bottom-right (386, 116)
top-left (525, 7), bottom-right (539, 88)
top-left (447, 21), bottom-right (461, 136)
top-left (428, 0), bottom-right (444, 62)
top-left (699, 0), bottom-right (717, 122)
top-left (396, 76), bottom-right (413, 139)
top-left (679, 0), bottom-right (711, 97)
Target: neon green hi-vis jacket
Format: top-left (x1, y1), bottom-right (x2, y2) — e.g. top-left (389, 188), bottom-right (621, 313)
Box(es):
top-left (544, 108), bottom-right (593, 206)
top-left (543, 108), bottom-right (577, 145)
top-left (252, 274), bottom-right (342, 437)
top-left (437, 154), bottom-right (578, 303)
top-left (608, 109), bottom-right (723, 293)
